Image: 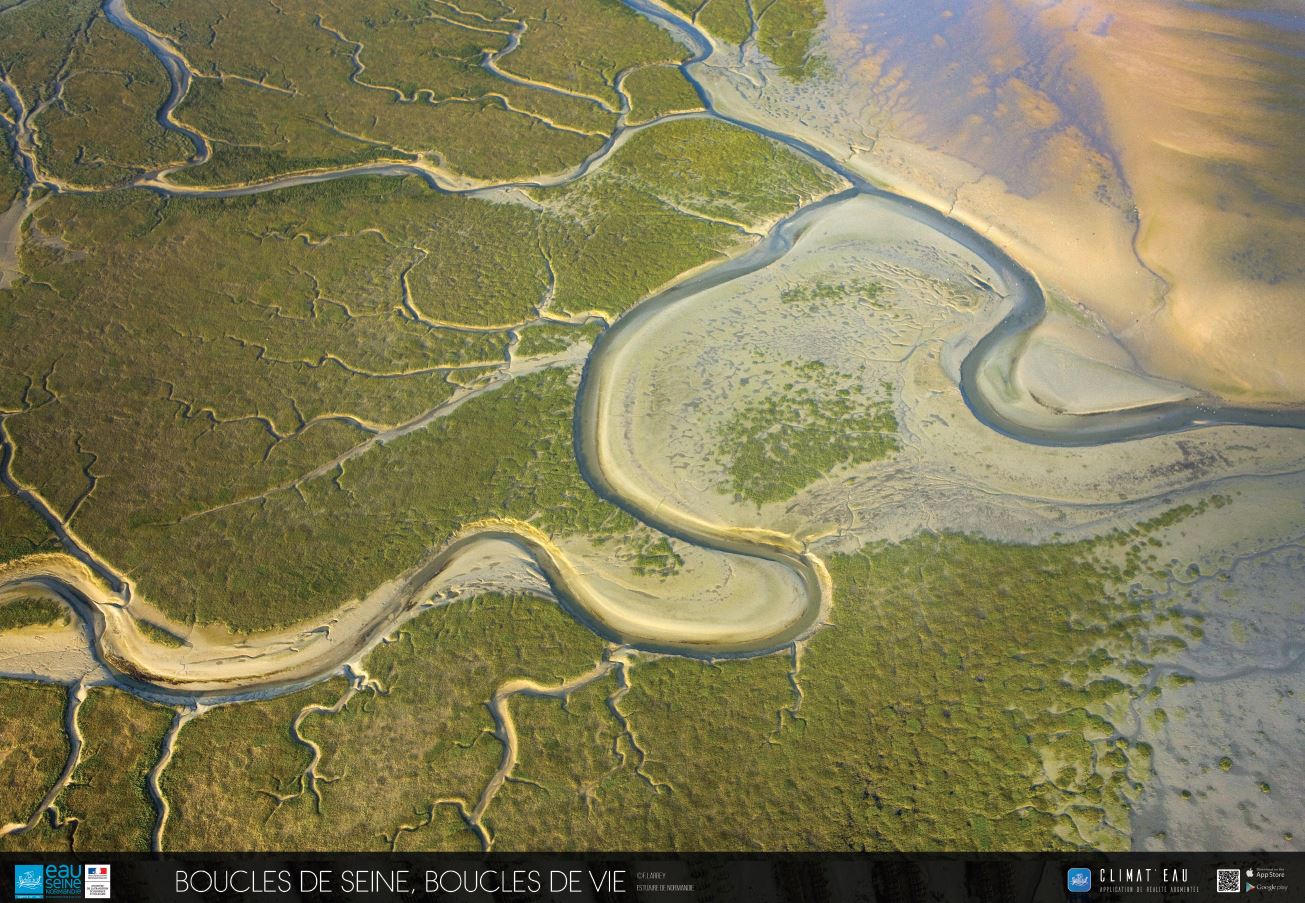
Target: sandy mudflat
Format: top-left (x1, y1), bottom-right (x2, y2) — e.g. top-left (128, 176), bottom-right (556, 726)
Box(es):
top-left (594, 191), bottom-right (1305, 542)
top-left (695, 0), bottom-right (1305, 407)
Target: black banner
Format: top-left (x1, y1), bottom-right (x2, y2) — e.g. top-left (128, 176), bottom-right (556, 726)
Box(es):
top-left (0, 852), bottom-right (1301, 902)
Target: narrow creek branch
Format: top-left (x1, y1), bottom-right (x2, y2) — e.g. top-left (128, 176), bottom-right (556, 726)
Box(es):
top-left (147, 705), bottom-right (192, 853)
top-left (470, 654), bottom-right (620, 850)
top-left (0, 680), bottom-right (86, 838)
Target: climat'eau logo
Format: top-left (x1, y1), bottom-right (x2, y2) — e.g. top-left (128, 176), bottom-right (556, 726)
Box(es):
top-left (1067, 867), bottom-right (1092, 893)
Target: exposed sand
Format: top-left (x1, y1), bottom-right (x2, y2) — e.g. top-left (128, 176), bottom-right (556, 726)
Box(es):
top-left (0, 194), bottom-right (43, 291)
top-left (1012, 316), bottom-right (1197, 416)
top-left (0, 506), bottom-right (822, 698)
top-left (592, 192), bottom-right (1305, 546)
top-left (685, 0), bottom-right (1305, 407)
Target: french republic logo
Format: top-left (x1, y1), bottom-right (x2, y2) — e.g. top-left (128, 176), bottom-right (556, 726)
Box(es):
top-left (84, 865), bottom-right (111, 899)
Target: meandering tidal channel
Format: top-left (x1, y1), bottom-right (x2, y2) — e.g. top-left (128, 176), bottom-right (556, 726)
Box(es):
top-left (1, 0), bottom-right (1301, 707)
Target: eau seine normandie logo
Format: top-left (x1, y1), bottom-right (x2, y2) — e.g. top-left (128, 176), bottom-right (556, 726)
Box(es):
top-left (13, 864), bottom-right (110, 900)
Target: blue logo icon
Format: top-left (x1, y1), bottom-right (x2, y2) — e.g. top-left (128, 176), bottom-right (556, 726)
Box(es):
top-left (1067, 868), bottom-right (1092, 893)
top-left (15, 865), bottom-right (44, 899)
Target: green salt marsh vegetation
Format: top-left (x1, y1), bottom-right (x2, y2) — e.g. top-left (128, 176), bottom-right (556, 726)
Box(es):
top-left (161, 593), bottom-right (606, 851)
top-left (0, 0), bottom-right (729, 190)
top-left (781, 277), bottom-right (887, 309)
top-left (537, 117), bottom-right (843, 318)
top-left (715, 359), bottom-right (898, 506)
top-left (750, 0), bottom-right (830, 80)
top-left (493, 0), bottom-right (686, 110)
top-left (0, 596), bottom-right (68, 631)
top-left (669, 0), bottom-right (749, 46)
top-left (8, 687), bottom-right (175, 851)
top-left (0, 0), bottom-right (192, 186)
top-left (0, 491), bottom-right (1214, 851)
top-left (135, 620), bottom-right (185, 648)
top-left (0, 0), bottom-right (1242, 862)
top-left (513, 321), bottom-right (605, 358)
top-left (91, 365), bottom-right (682, 629)
top-left (125, 0), bottom-right (697, 186)
top-left (160, 679), bottom-right (349, 851)
top-left (0, 117), bottom-right (837, 631)
top-left (148, 529), bottom-right (1192, 851)
top-left (0, 681), bottom-right (68, 837)
top-left (665, 0), bottom-right (829, 81)
top-left (0, 491), bottom-right (59, 566)
top-left (0, 683), bottom-right (174, 852)
top-left (485, 533), bottom-right (1174, 851)
top-left (622, 66), bottom-right (704, 125)
top-left (1, 141), bottom-right (21, 205)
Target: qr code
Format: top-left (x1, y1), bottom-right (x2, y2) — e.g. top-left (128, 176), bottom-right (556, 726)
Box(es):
top-left (1217, 869), bottom-right (1242, 893)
